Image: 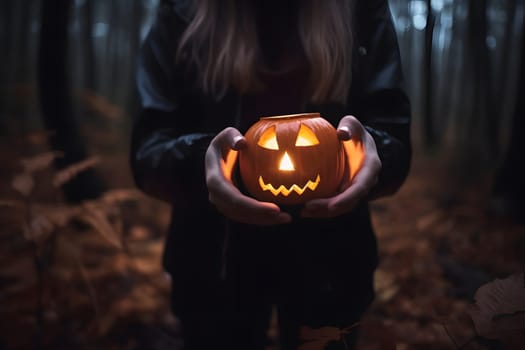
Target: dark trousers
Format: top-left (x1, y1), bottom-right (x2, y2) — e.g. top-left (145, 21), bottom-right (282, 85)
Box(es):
top-left (170, 228), bottom-right (375, 350)
top-left (171, 277), bottom-right (371, 350)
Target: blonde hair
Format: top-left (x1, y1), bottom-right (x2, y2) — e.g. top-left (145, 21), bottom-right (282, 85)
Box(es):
top-left (177, 0), bottom-right (353, 104)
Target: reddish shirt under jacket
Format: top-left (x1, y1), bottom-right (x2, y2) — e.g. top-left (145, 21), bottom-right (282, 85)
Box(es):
top-left (239, 61), bottom-right (309, 133)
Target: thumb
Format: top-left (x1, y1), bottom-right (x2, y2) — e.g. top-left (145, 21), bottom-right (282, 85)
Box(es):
top-left (337, 115), bottom-right (363, 141)
top-left (214, 127), bottom-right (247, 151)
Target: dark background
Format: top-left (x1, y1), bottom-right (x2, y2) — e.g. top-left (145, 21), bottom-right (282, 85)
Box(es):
top-left (0, 0), bottom-right (524, 349)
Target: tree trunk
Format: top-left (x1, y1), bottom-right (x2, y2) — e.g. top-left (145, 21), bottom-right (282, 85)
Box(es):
top-left (422, 0), bottom-right (436, 149)
top-left (490, 19), bottom-right (525, 221)
top-left (466, 0), bottom-right (496, 166)
top-left (81, 0), bottom-right (96, 90)
top-left (37, 0), bottom-right (106, 203)
top-left (0, 0), bottom-right (13, 135)
top-left (495, 0), bottom-right (519, 158)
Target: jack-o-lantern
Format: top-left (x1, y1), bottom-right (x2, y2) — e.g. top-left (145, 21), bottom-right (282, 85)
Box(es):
top-left (239, 113), bottom-right (345, 205)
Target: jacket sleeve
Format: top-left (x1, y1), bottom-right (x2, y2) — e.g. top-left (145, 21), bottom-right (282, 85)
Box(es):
top-left (351, 0), bottom-right (412, 199)
top-left (130, 4), bottom-right (214, 205)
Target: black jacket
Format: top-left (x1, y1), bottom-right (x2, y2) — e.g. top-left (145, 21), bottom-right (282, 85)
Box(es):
top-left (130, 0), bottom-right (411, 297)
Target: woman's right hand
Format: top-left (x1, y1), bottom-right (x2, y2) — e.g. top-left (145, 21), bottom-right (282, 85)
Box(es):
top-left (205, 127), bottom-right (292, 225)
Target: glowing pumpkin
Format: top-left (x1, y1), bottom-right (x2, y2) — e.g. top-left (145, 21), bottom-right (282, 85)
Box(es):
top-left (239, 113), bottom-right (345, 205)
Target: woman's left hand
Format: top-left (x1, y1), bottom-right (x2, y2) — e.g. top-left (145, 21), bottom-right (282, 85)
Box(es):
top-left (301, 115), bottom-right (382, 218)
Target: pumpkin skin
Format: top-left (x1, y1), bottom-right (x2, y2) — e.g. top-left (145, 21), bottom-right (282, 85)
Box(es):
top-left (239, 113), bottom-right (345, 205)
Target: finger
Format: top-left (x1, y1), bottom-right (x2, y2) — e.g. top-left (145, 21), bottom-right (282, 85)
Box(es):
top-left (301, 153), bottom-right (380, 218)
top-left (337, 126), bottom-right (352, 141)
top-left (210, 180), bottom-right (292, 225)
top-left (324, 156), bottom-right (379, 210)
top-left (230, 207), bottom-right (292, 225)
top-left (219, 199), bottom-right (292, 225)
top-left (205, 127), bottom-right (290, 225)
top-left (330, 183), bottom-right (368, 213)
top-left (205, 129), bottom-right (242, 181)
top-left (301, 197), bottom-right (334, 218)
top-left (336, 115), bottom-right (362, 141)
top-left (301, 183), bottom-right (367, 218)
top-left (232, 135), bottom-right (247, 150)
top-left (214, 127), bottom-right (246, 150)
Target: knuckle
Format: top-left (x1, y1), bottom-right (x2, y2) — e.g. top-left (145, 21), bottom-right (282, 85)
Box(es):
top-left (222, 127), bottom-right (234, 135)
top-left (346, 115), bottom-right (359, 127)
top-left (343, 115), bottom-right (358, 123)
top-left (224, 127), bottom-right (239, 139)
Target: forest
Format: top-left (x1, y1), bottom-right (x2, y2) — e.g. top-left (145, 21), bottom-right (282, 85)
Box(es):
top-left (0, 0), bottom-right (524, 349)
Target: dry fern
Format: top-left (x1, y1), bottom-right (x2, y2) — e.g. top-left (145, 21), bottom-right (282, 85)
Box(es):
top-left (78, 202), bottom-right (122, 249)
top-left (23, 204), bottom-right (81, 242)
top-left (52, 156), bottom-right (101, 188)
top-left (3, 148), bottom-right (148, 344)
top-left (77, 89), bottom-right (124, 120)
top-left (100, 188), bottom-right (144, 204)
top-left (20, 151), bottom-right (63, 173)
top-left (11, 151), bottom-right (63, 197)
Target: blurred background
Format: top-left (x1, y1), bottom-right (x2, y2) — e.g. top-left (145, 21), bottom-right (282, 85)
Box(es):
top-left (0, 0), bottom-right (524, 349)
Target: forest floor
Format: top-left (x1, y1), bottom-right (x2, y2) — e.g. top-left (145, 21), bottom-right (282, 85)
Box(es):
top-left (0, 124), bottom-right (524, 350)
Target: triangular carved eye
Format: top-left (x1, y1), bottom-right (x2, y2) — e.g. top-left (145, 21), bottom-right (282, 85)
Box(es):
top-left (295, 124), bottom-right (319, 146)
top-left (257, 126), bottom-right (279, 150)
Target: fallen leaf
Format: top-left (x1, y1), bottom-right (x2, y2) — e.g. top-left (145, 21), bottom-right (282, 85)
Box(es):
top-left (469, 273), bottom-right (525, 339)
top-left (11, 172), bottom-right (34, 197)
top-left (374, 269), bottom-right (399, 303)
top-left (416, 210), bottom-right (444, 232)
top-left (298, 324), bottom-right (359, 350)
top-left (0, 199), bottom-right (24, 208)
top-left (128, 225), bottom-right (151, 240)
top-left (0, 256), bottom-right (38, 301)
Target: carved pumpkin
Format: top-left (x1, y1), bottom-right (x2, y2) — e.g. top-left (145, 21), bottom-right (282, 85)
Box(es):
top-left (239, 113), bottom-right (345, 205)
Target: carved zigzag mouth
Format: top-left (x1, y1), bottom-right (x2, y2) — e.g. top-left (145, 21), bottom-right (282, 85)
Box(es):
top-left (258, 175), bottom-right (320, 196)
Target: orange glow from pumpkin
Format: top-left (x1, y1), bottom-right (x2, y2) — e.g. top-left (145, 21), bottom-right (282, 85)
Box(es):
top-left (295, 124), bottom-right (319, 146)
top-left (343, 139), bottom-right (365, 181)
top-left (220, 149), bottom-right (238, 181)
top-left (258, 175), bottom-right (321, 196)
top-left (279, 152), bottom-right (295, 171)
top-left (257, 126), bottom-right (279, 150)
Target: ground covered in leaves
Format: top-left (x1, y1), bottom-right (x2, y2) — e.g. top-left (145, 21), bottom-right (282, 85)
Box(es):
top-left (0, 130), bottom-right (524, 350)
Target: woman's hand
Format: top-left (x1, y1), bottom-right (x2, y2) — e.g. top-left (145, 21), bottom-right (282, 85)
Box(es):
top-left (205, 127), bottom-right (292, 225)
top-left (301, 115), bottom-right (382, 218)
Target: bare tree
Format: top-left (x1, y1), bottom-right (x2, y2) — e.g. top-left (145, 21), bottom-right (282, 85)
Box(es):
top-left (422, 0), bottom-right (436, 148)
top-left (81, 0), bottom-right (96, 90)
top-left (37, 0), bottom-right (105, 203)
top-left (491, 19), bottom-right (525, 221)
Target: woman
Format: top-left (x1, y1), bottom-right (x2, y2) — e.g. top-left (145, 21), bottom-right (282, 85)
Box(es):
top-left (131, 0), bottom-right (411, 348)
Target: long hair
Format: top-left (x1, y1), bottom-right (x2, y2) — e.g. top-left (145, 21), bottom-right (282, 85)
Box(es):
top-left (176, 0), bottom-right (353, 104)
